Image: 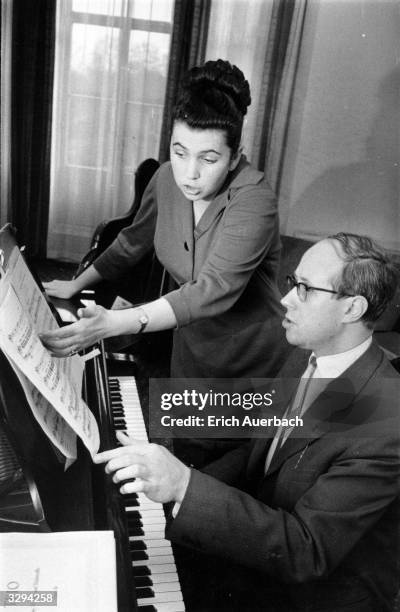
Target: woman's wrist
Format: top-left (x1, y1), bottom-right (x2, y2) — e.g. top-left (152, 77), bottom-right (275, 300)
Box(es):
top-left (105, 307), bottom-right (148, 337)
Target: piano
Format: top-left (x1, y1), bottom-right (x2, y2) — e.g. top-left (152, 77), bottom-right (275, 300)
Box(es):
top-left (0, 225), bottom-right (184, 611)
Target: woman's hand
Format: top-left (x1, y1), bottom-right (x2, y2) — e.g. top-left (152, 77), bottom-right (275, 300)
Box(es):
top-left (42, 279), bottom-right (80, 299)
top-left (94, 431), bottom-right (191, 504)
top-left (40, 303), bottom-right (114, 356)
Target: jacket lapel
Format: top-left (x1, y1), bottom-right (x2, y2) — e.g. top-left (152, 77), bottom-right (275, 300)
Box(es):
top-left (252, 342), bottom-right (385, 478)
top-left (193, 156), bottom-right (264, 239)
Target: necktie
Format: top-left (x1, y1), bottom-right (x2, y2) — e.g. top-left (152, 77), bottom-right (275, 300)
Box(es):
top-left (265, 355), bottom-right (317, 472)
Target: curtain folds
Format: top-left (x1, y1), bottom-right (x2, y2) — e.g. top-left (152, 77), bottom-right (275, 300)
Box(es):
top-left (48, 1), bottom-right (174, 262)
top-left (11, 0), bottom-right (56, 257)
top-left (251, 0), bottom-right (307, 196)
top-left (158, 0), bottom-right (211, 163)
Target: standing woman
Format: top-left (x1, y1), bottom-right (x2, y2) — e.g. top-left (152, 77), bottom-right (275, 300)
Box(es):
top-left (43, 59), bottom-right (287, 411)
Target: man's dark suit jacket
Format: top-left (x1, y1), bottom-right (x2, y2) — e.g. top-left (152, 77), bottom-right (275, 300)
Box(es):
top-left (167, 342), bottom-right (400, 611)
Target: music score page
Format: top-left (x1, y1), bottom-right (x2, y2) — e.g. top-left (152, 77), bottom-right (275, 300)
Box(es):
top-left (0, 248), bottom-right (100, 462)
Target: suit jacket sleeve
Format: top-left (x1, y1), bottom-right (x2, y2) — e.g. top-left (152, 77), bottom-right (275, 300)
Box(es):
top-left (166, 433), bottom-right (399, 582)
top-left (200, 441), bottom-right (252, 485)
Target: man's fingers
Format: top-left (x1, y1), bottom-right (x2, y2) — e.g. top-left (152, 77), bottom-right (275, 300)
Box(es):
top-left (94, 439), bottom-right (143, 464)
top-left (94, 446), bottom-right (129, 464)
top-left (116, 431), bottom-right (148, 450)
top-left (105, 453), bottom-right (141, 474)
top-left (112, 463), bottom-right (147, 483)
top-left (116, 431), bottom-right (134, 446)
top-left (119, 479), bottom-right (145, 495)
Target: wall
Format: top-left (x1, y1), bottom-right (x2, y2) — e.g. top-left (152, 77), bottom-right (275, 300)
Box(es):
top-left (279, 0), bottom-right (400, 252)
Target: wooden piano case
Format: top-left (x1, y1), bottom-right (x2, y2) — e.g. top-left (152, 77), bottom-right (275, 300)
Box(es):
top-left (0, 225), bottom-right (135, 611)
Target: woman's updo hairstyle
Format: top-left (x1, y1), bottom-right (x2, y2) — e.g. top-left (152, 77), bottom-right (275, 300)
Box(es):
top-left (172, 59), bottom-right (251, 154)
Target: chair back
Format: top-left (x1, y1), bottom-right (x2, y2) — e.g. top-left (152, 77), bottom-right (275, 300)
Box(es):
top-left (74, 158), bottom-right (160, 279)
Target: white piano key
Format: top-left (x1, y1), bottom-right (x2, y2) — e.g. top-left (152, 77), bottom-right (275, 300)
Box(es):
top-left (131, 538), bottom-right (173, 549)
top-left (148, 573), bottom-right (183, 584)
top-left (138, 603), bottom-right (185, 612)
top-left (129, 532), bottom-right (165, 542)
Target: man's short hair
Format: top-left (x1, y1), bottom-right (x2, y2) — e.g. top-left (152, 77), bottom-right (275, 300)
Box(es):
top-left (328, 232), bottom-right (399, 327)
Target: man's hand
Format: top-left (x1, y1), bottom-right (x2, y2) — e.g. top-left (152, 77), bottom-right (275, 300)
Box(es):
top-left (39, 303), bottom-right (114, 356)
top-left (43, 279), bottom-right (79, 299)
top-left (94, 431), bottom-right (191, 505)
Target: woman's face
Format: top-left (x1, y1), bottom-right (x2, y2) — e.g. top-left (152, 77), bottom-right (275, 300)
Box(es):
top-left (170, 121), bottom-right (241, 203)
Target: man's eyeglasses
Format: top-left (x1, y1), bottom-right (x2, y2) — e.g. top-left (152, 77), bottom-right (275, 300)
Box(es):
top-left (286, 274), bottom-right (354, 302)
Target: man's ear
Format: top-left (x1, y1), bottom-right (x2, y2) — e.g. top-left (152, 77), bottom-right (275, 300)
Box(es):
top-left (343, 295), bottom-right (369, 323)
top-left (229, 147), bottom-right (242, 171)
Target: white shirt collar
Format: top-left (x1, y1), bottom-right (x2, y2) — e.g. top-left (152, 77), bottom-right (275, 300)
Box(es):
top-left (311, 336), bottom-right (373, 379)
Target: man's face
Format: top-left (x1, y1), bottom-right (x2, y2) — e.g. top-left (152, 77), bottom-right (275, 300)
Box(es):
top-left (281, 240), bottom-right (350, 357)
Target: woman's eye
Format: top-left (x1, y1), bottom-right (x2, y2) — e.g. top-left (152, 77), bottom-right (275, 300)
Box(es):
top-left (203, 158), bottom-right (217, 164)
top-left (174, 149), bottom-right (185, 158)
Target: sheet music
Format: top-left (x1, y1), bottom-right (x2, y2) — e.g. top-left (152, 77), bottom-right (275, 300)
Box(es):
top-left (3, 353), bottom-right (77, 464)
top-left (0, 531), bottom-right (117, 612)
top-left (0, 282), bottom-right (99, 458)
top-left (5, 247), bottom-right (57, 333)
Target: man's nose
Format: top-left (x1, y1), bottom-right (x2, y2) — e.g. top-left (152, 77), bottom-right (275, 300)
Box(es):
top-left (281, 286), bottom-right (297, 309)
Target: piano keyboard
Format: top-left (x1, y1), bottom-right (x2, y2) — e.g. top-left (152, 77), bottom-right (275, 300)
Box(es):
top-left (109, 376), bottom-right (185, 612)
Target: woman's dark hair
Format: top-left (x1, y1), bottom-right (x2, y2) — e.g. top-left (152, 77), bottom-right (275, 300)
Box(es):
top-left (172, 59), bottom-right (251, 154)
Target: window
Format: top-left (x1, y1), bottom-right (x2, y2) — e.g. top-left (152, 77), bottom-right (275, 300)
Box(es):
top-left (49, 0), bottom-right (174, 261)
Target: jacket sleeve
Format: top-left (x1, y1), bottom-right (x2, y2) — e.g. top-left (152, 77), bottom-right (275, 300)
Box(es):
top-left (166, 434), bottom-right (399, 583)
top-left (93, 171), bottom-right (158, 280)
top-left (200, 441), bottom-right (252, 485)
top-left (164, 183), bottom-right (279, 327)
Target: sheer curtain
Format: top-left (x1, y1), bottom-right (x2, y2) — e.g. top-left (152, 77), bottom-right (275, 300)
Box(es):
top-left (48, 0), bottom-right (174, 262)
top-left (205, 0), bottom-right (274, 160)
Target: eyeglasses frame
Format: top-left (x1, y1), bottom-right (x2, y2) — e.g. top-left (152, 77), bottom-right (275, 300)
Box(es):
top-left (286, 274), bottom-right (355, 302)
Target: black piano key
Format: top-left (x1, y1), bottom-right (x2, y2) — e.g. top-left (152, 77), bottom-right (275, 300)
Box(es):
top-left (130, 526), bottom-right (144, 536)
top-left (132, 565), bottom-right (151, 576)
top-left (124, 497), bottom-right (139, 507)
top-left (130, 540), bottom-right (147, 550)
top-left (136, 606), bottom-right (157, 612)
top-left (131, 550), bottom-right (149, 561)
top-left (136, 587), bottom-right (154, 599)
top-left (134, 576), bottom-right (153, 588)
top-left (127, 520), bottom-right (143, 529)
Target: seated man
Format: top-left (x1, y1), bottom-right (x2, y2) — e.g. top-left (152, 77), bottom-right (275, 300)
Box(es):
top-left (95, 232), bottom-right (400, 612)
